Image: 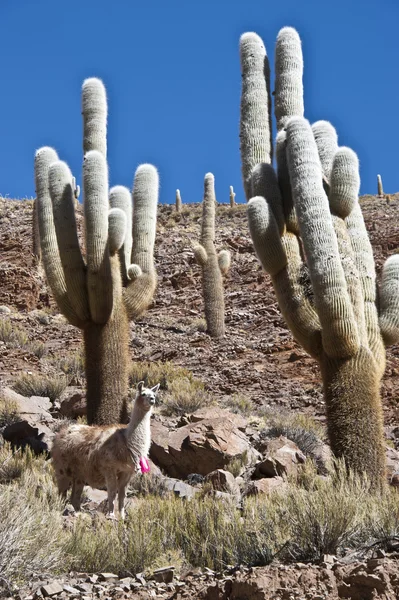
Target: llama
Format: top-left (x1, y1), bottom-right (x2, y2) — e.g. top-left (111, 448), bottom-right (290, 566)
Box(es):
top-left (51, 381), bottom-right (159, 519)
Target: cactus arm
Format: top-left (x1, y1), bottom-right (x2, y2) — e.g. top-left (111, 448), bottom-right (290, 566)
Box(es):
top-left (239, 32), bottom-right (272, 201)
top-left (329, 147), bottom-right (359, 218)
top-left (251, 163), bottom-right (285, 235)
top-left (193, 244), bottom-right (208, 266)
top-left (35, 147), bottom-right (83, 328)
top-left (218, 249), bottom-right (231, 275)
top-left (108, 208), bottom-right (126, 255)
top-left (48, 160), bottom-right (90, 324)
top-left (83, 150), bottom-right (113, 324)
top-left (109, 185), bottom-right (132, 283)
top-left (379, 255), bottom-right (399, 346)
top-left (312, 121), bottom-right (338, 179)
top-left (124, 164), bottom-right (158, 320)
top-left (247, 196), bottom-right (322, 357)
top-left (229, 186), bottom-right (236, 207)
top-left (274, 27), bottom-right (304, 131)
top-left (201, 173), bottom-right (216, 243)
top-left (176, 189), bottom-right (182, 212)
top-left (276, 130), bottom-right (298, 234)
top-left (377, 174), bottom-right (384, 197)
top-left (82, 78), bottom-right (107, 157)
top-left (345, 202), bottom-right (385, 368)
top-left (285, 117), bottom-right (359, 358)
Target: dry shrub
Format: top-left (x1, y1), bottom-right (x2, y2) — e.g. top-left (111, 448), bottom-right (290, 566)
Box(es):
top-left (12, 373), bottom-right (69, 402)
top-left (52, 351), bottom-right (85, 379)
top-left (128, 471), bottom-right (171, 498)
top-left (0, 459), bottom-right (67, 583)
top-left (161, 377), bottom-right (211, 416)
top-left (0, 319), bottom-right (28, 348)
top-left (0, 443), bottom-right (37, 483)
top-left (224, 393), bottom-right (253, 415)
top-left (0, 397), bottom-right (20, 428)
top-left (28, 340), bottom-right (47, 358)
top-left (130, 360), bottom-right (197, 390)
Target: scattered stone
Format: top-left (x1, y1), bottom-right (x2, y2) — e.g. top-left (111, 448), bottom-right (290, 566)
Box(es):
top-left (253, 436), bottom-right (306, 478)
top-left (41, 583), bottom-right (63, 597)
top-left (0, 305), bottom-right (11, 314)
top-left (153, 566), bottom-right (175, 584)
top-left (59, 390), bottom-right (87, 419)
top-left (204, 469), bottom-right (240, 495)
top-left (62, 584), bottom-right (81, 594)
top-left (98, 573), bottom-right (118, 582)
top-left (244, 477), bottom-right (288, 497)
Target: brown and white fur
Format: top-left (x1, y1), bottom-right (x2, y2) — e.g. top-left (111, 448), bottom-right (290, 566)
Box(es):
top-left (51, 381), bottom-right (159, 519)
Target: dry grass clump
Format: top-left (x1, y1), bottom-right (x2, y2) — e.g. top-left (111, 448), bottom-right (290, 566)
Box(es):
top-left (224, 392), bottom-right (253, 415)
top-left (128, 471), bottom-right (171, 498)
top-left (130, 361), bottom-right (210, 416)
top-left (0, 457), bottom-right (66, 584)
top-left (161, 377), bottom-right (211, 416)
top-left (12, 373), bottom-right (69, 402)
top-left (0, 319), bottom-right (28, 348)
top-left (0, 443), bottom-right (36, 484)
top-left (0, 397), bottom-right (20, 428)
top-left (28, 340), bottom-right (47, 358)
top-left (51, 350), bottom-right (85, 379)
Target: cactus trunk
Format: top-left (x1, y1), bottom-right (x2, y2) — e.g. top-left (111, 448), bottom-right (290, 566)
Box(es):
top-left (321, 348), bottom-right (385, 487)
top-left (84, 297), bottom-right (129, 425)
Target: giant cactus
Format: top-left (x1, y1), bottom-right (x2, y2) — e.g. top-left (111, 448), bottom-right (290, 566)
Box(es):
top-left (193, 174), bottom-right (231, 338)
top-left (35, 78), bottom-right (158, 425)
top-left (241, 27), bottom-right (399, 487)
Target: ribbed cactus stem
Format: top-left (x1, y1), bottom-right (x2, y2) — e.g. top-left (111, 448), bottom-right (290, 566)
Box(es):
top-left (285, 117), bottom-right (359, 358)
top-left (48, 160), bottom-right (89, 324)
top-left (108, 208), bottom-right (127, 255)
top-left (251, 163), bottom-right (285, 235)
top-left (312, 121), bottom-right (338, 179)
top-left (276, 130), bottom-right (297, 233)
top-left (239, 32), bottom-right (272, 201)
top-left (229, 186), bottom-right (236, 207)
top-left (329, 147), bottom-right (360, 218)
top-left (194, 173), bottom-right (229, 338)
top-left (83, 150), bottom-right (113, 324)
top-left (82, 78), bottom-right (107, 157)
top-left (377, 174), bottom-right (384, 197)
top-left (35, 147), bottom-right (82, 328)
top-left (274, 27), bottom-right (304, 131)
top-left (176, 189), bottom-right (182, 212)
top-left (379, 255), bottom-right (399, 345)
top-left (109, 185), bottom-right (132, 283)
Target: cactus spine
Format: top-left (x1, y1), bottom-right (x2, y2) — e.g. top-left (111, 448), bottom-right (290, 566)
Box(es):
top-left (35, 78), bottom-right (158, 425)
top-left (241, 27), bottom-right (399, 488)
top-left (193, 174), bottom-right (231, 338)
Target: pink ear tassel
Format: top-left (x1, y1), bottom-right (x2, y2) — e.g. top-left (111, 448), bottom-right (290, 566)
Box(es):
top-left (139, 457), bottom-right (150, 473)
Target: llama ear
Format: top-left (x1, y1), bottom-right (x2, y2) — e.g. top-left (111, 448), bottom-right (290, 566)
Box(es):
top-left (137, 381), bottom-right (144, 393)
top-left (151, 383), bottom-right (160, 395)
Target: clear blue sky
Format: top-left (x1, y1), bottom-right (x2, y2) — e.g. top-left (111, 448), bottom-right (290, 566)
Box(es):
top-left (1, 0), bottom-right (398, 203)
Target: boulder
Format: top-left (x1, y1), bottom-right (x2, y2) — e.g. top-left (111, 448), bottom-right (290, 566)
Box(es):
top-left (150, 411), bottom-right (255, 478)
top-left (59, 389), bottom-right (87, 418)
top-left (253, 436), bottom-right (306, 479)
top-left (205, 469), bottom-right (240, 496)
top-left (244, 477), bottom-right (288, 497)
top-left (1, 386), bottom-right (52, 425)
top-left (3, 420), bottom-right (53, 455)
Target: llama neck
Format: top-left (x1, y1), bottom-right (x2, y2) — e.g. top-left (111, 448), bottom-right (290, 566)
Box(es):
top-left (125, 404), bottom-right (151, 455)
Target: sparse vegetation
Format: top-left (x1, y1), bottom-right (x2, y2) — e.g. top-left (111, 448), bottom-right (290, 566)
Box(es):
top-left (0, 397), bottom-right (20, 428)
top-left (12, 373), bottom-right (69, 402)
top-left (0, 319), bottom-right (28, 349)
top-left (52, 350), bottom-right (85, 379)
top-left (161, 377), bottom-right (211, 415)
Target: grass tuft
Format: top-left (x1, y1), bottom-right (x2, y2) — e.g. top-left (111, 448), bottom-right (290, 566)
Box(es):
top-left (12, 373), bottom-right (69, 402)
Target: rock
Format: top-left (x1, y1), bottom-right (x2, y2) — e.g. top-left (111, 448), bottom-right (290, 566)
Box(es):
top-left (204, 469), bottom-right (240, 496)
top-left (0, 387), bottom-right (52, 425)
top-left (164, 478), bottom-right (198, 499)
top-left (190, 407), bottom-right (247, 430)
top-left (0, 305), bottom-right (11, 314)
top-left (253, 436), bottom-right (306, 479)
top-left (63, 585), bottom-right (81, 594)
top-left (153, 566), bottom-right (175, 584)
top-left (41, 583), bottom-right (63, 597)
top-left (59, 389), bottom-right (86, 418)
top-left (2, 420), bottom-right (52, 455)
top-left (244, 477), bottom-right (288, 497)
top-left (150, 412), bottom-right (255, 478)
top-left (98, 573), bottom-right (118, 582)
top-left (386, 445), bottom-right (399, 485)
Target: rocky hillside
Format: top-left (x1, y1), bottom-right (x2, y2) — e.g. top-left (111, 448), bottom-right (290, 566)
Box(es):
top-left (1, 195), bottom-right (399, 424)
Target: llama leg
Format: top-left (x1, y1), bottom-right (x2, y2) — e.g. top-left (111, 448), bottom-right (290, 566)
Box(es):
top-left (106, 475), bottom-right (118, 518)
top-left (56, 475), bottom-right (71, 500)
top-left (117, 472), bottom-right (132, 520)
top-left (71, 480), bottom-right (84, 511)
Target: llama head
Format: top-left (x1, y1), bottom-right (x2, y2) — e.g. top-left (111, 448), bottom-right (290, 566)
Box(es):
top-left (135, 381), bottom-right (160, 412)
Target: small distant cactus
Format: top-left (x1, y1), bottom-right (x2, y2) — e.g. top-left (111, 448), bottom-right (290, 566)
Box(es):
top-left (176, 189), bottom-right (182, 212)
top-left (193, 174), bottom-right (231, 338)
top-left (240, 27), bottom-right (399, 488)
top-left (377, 174), bottom-right (384, 197)
top-left (229, 185), bottom-right (236, 207)
top-left (35, 78), bottom-right (158, 425)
